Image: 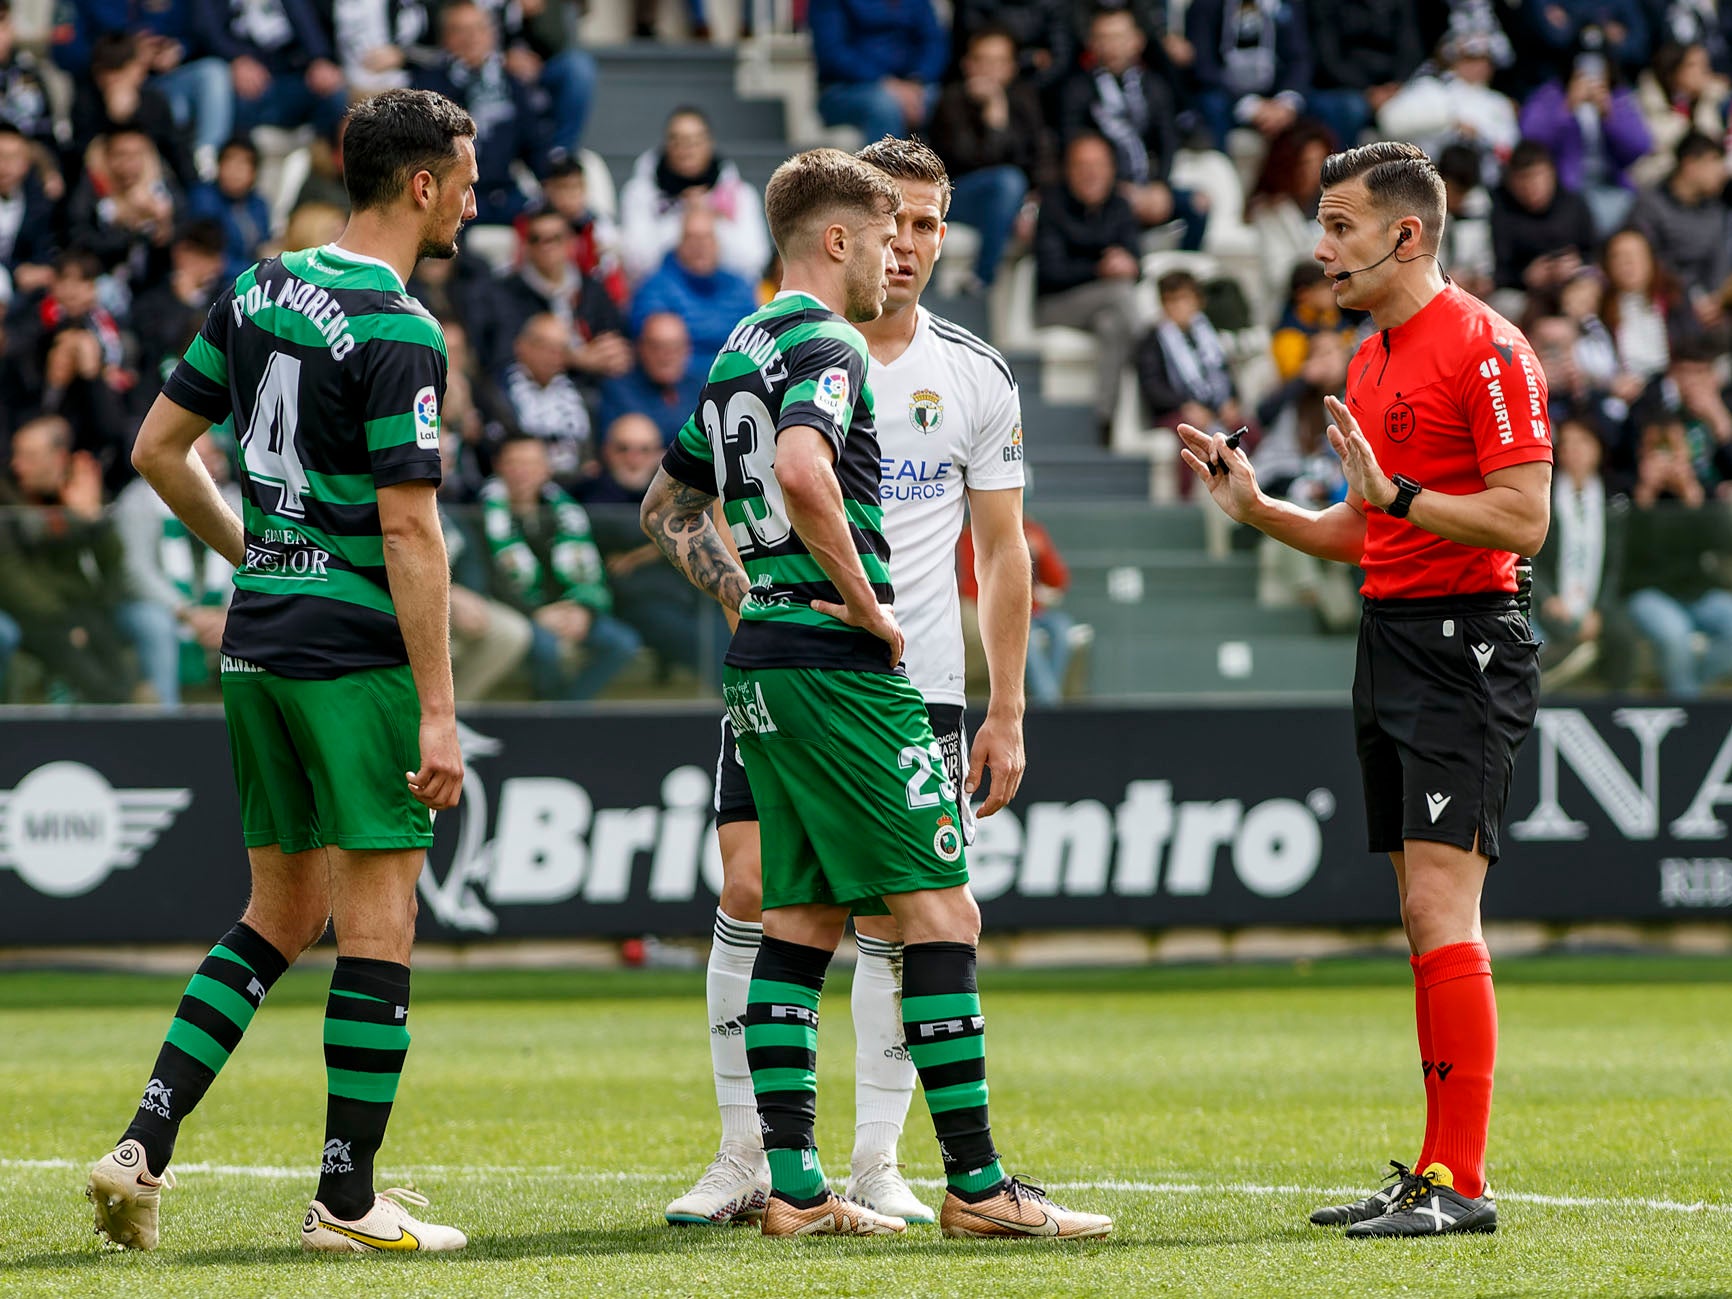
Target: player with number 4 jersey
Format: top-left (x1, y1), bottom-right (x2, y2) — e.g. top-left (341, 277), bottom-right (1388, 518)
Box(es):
top-left (87, 90), bottom-right (477, 1255)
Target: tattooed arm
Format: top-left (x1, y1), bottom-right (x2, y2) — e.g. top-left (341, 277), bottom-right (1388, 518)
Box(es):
top-left (639, 468), bottom-right (751, 615)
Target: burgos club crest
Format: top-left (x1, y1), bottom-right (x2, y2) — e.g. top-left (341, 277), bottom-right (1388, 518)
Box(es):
top-left (910, 388), bottom-right (943, 434)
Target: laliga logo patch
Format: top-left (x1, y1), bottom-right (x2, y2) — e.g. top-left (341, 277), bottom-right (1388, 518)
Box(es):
top-left (413, 385), bottom-right (440, 448)
top-left (815, 368), bottom-right (850, 419)
top-left (909, 387), bottom-right (943, 433)
top-left (933, 812), bottom-right (962, 863)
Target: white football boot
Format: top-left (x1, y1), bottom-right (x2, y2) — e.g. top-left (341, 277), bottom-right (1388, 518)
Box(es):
top-left (665, 1146), bottom-right (771, 1225)
top-left (87, 1139), bottom-right (175, 1250)
top-left (301, 1188), bottom-right (468, 1252)
top-left (845, 1155), bottom-right (936, 1224)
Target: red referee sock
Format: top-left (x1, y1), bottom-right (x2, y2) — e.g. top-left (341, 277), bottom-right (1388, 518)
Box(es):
top-left (1411, 955), bottom-right (1438, 1171)
top-left (1414, 940), bottom-right (1497, 1198)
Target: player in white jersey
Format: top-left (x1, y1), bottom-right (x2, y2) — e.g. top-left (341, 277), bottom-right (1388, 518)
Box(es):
top-left (665, 137), bottom-right (1035, 1228)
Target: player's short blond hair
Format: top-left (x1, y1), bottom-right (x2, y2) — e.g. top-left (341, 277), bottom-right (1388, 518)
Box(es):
top-left (764, 148), bottom-right (902, 259)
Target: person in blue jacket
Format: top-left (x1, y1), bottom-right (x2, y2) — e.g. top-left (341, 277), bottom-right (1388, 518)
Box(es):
top-left (809, 0), bottom-right (949, 143)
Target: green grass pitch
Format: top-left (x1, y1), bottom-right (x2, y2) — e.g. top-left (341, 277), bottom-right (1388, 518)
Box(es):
top-left (3, 957), bottom-right (1731, 1297)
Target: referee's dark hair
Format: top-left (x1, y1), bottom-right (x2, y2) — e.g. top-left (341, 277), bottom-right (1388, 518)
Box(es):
top-left (1320, 140), bottom-right (1447, 251)
top-left (857, 135), bottom-right (953, 218)
top-left (343, 89), bottom-right (478, 214)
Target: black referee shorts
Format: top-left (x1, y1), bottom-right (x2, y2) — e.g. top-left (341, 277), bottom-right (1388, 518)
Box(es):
top-left (1353, 593), bottom-right (1541, 865)
top-left (715, 703), bottom-right (974, 842)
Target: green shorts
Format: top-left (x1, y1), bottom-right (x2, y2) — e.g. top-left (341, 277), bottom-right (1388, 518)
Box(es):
top-left (221, 660), bottom-right (435, 854)
top-left (722, 665), bottom-right (969, 914)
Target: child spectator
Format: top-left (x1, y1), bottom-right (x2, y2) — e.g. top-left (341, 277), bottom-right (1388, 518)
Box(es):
top-left (535, 157), bottom-right (625, 303)
top-left (188, 138), bottom-right (270, 284)
top-left (1531, 415), bottom-right (1633, 686)
top-left (1136, 269), bottom-right (1243, 436)
top-left (1269, 263), bottom-right (1352, 382)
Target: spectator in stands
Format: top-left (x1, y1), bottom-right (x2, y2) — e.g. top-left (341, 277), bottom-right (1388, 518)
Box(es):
top-left (929, 23), bottom-right (1053, 290)
top-left (1621, 423), bottom-right (1732, 695)
top-left (481, 432), bottom-right (641, 700)
top-left (1059, 7), bottom-right (1203, 247)
top-left (292, 118), bottom-right (350, 213)
top-left (1555, 268), bottom-right (1626, 394)
top-left (470, 0), bottom-right (598, 160)
top-left (1377, 27), bottom-right (1520, 167)
top-left (68, 127), bottom-right (180, 285)
top-left (618, 107), bottom-right (771, 285)
top-left (598, 311), bottom-right (702, 448)
top-left (50, 0), bottom-right (230, 169)
top-left (578, 411), bottom-right (729, 686)
top-left (1632, 335), bottom-right (1732, 496)
top-left (1628, 131), bottom-right (1732, 323)
top-left (1532, 414), bottom-right (1633, 685)
top-left (1528, 310), bottom-right (1631, 454)
top-left (1184, 0), bottom-right (1313, 149)
top-left (10, 250), bottom-right (137, 487)
top-left (958, 509), bottom-right (1075, 704)
top-left (1305, 0), bottom-right (1424, 149)
top-left (630, 202), bottom-right (758, 367)
top-left (1512, 1), bottom-right (1651, 89)
top-left (809, 0), bottom-right (949, 143)
top-left (113, 429), bottom-right (237, 704)
top-left (331, 0), bottom-right (439, 94)
top-left (437, 314), bottom-right (518, 497)
top-left (634, 0), bottom-right (711, 42)
top-left (410, 250), bottom-right (508, 377)
top-left (0, 414), bottom-right (140, 702)
top-left (274, 197), bottom-right (345, 252)
top-left (1601, 225), bottom-right (1685, 384)
top-left (495, 205), bottom-right (632, 381)
top-left (415, 1), bottom-right (551, 224)
top-left (71, 32), bottom-right (196, 188)
top-left (1435, 143), bottom-right (1496, 301)
top-left (536, 156), bottom-right (624, 303)
top-left (0, 123), bottom-right (59, 289)
top-left (951, 0), bottom-right (1078, 97)
top-left (1519, 32), bottom-right (1653, 236)
top-left (1490, 138), bottom-right (1598, 296)
top-left (1635, 42), bottom-right (1728, 180)
top-left (188, 137), bottom-right (269, 284)
top-left (1034, 132), bottom-right (1140, 439)
top-left (131, 219), bottom-right (225, 388)
top-left (0, 0), bottom-right (58, 155)
top-left (501, 313), bottom-right (594, 488)
top-left (1245, 119), bottom-right (1333, 303)
top-left (1269, 262), bottom-right (1352, 381)
top-left (196, 0), bottom-right (347, 138)
top-left (1251, 326), bottom-right (1357, 628)
top-left (1137, 268), bottom-right (1243, 436)
top-left (439, 428), bottom-right (531, 700)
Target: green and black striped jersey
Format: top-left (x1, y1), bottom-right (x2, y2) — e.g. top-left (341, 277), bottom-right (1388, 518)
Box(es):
top-left (161, 243), bottom-right (446, 680)
top-left (661, 290), bottom-right (893, 673)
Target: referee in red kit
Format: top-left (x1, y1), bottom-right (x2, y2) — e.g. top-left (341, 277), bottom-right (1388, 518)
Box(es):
top-left (1178, 140), bottom-right (1552, 1238)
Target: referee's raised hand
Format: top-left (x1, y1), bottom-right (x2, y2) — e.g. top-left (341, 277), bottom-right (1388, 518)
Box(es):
top-left (1176, 422), bottom-right (1259, 521)
top-left (1323, 395), bottom-right (1395, 508)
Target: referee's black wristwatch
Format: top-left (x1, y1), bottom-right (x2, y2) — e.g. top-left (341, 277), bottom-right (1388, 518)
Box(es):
top-left (1384, 474), bottom-right (1422, 519)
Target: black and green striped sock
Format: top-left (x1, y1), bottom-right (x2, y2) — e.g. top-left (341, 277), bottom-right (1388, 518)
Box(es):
top-left (316, 957), bottom-right (411, 1221)
top-left (903, 942), bottom-right (1005, 1197)
top-left (121, 922), bottom-right (289, 1176)
top-left (743, 936), bottom-right (832, 1204)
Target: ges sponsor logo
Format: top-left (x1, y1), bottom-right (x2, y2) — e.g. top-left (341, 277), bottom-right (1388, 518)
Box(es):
top-left (1004, 419), bottom-right (1023, 462)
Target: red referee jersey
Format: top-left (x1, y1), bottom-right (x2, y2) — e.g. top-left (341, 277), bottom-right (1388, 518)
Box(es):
top-left (1345, 282), bottom-right (1554, 599)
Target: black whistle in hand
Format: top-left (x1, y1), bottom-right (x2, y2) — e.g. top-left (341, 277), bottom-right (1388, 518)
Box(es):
top-left (1209, 426), bottom-right (1249, 476)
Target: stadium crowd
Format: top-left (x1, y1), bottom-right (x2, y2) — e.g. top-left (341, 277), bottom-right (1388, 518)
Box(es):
top-left (1, 0), bottom-right (1730, 705)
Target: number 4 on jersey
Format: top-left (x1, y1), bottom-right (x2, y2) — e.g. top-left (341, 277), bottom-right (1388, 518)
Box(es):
top-left (241, 351), bottom-right (310, 519)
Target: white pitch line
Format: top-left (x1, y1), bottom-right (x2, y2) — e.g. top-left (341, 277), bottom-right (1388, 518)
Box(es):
top-left (9, 1158), bottom-right (1728, 1217)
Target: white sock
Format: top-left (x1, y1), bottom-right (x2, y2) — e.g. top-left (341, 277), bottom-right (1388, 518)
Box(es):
top-left (708, 908), bottom-right (763, 1154)
top-left (851, 932), bottom-right (915, 1170)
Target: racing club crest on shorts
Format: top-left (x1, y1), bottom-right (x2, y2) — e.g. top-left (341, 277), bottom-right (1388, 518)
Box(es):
top-left (910, 388), bottom-right (944, 434)
top-left (933, 812), bottom-right (962, 862)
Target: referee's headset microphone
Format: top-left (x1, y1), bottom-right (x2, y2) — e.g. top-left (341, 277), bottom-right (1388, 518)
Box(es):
top-left (1331, 227), bottom-right (1411, 282)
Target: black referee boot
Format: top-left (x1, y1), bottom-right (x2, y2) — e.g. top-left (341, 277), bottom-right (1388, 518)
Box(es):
top-left (1308, 1160), bottom-right (1422, 1226)
top-left (1345, 1166), bottom-right (1497, 1237)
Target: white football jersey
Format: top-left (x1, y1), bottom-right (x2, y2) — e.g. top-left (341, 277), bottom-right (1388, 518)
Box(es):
top-left (870, 308), bottom-right (1025, 706)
